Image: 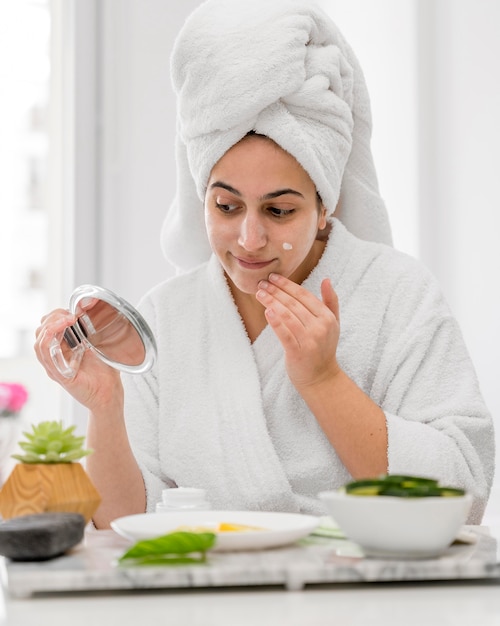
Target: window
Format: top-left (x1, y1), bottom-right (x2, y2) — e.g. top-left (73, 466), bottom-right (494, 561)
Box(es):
top-left (0, 0), bottom-right (73, 453)
top-left (0, 0), bottom-right (52, 359)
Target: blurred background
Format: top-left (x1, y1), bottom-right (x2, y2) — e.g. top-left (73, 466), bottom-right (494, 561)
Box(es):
top-left (0, 0), bottom-right (499, 516)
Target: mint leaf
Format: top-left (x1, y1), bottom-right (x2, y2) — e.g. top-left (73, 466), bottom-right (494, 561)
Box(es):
top-left (118, 531), bottom-right (216, 566)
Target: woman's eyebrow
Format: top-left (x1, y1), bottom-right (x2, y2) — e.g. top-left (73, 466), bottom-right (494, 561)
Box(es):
top-left (262, 189), bottom-right (304, 200)
top-left (210, 181), bottom-right (242, 196)
top-left (210, 182), bottom-right (304, 200)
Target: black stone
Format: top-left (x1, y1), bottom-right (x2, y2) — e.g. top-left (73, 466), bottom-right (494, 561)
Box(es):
top-left (0, 512), bottom-right (86, 561)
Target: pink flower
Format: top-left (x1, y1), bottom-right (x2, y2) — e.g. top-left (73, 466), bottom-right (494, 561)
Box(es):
top-left (0, 383), bottom-right (29, 414)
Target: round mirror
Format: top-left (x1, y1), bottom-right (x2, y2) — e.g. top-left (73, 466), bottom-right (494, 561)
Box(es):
top-left (50, 285), bottom-right (157, 379)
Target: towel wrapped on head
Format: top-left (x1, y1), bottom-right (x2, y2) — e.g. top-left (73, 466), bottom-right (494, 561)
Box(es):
top-left (161, 0), bottom-right (392, 272)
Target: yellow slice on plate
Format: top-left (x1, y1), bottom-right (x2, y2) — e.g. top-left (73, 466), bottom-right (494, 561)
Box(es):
top-left (217, 522), bottom-right (264, 532)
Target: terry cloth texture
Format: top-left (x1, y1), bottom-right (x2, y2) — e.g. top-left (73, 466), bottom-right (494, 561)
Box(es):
top-left (124, 220), bottom-right (494, 524)
top-left (161, 0), bottom-right (392, 272)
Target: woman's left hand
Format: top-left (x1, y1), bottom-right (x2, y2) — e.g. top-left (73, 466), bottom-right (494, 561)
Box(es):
top-left (256, 273), bottom-right (341, 389)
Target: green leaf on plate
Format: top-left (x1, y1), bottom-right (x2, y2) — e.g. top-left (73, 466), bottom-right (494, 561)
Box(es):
top-left (118, 531), bottom-right (216, 566)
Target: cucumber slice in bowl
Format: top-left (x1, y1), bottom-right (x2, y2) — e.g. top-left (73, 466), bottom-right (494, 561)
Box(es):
top-left (344, 474), bottom-right (465, 498)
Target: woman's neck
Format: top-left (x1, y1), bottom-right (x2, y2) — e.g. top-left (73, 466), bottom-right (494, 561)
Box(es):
top-left (229, 287), bottom-right (267, 343)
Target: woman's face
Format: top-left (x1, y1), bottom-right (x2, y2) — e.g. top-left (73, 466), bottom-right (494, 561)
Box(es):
top-left (205, 135), bottom-right (327, 296)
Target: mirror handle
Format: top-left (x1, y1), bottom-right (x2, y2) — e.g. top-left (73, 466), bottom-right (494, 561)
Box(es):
top-left (49, 328), bottom-right (86, 379)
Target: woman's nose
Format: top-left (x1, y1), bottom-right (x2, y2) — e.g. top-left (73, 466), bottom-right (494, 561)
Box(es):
top-left (237, 213), bottom-right (267, 251)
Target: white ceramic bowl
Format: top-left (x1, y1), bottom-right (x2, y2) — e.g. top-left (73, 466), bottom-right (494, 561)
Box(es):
top-left (318, 490), bottom-right (473, 558)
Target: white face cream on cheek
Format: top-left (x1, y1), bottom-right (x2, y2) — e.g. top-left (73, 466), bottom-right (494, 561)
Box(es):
top-left (282, 242), bottom-right (293, 251)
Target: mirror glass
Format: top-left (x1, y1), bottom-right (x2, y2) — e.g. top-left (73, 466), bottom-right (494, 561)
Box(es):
top-left (50, 285), bottom-right (157, 379)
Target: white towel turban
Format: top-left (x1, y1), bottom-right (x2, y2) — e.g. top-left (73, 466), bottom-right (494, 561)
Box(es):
top-left (161, 0), bottom-right (392, 272)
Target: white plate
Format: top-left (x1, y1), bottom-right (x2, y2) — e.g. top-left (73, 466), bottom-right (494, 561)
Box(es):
top-left (111, 510), bottom-right (320, 551)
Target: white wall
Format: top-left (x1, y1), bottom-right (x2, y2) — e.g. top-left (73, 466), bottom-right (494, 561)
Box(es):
top-left (421, 1), bottom-right (500, 506)
top-left (317, 0), bottom-right (419, 257)
top-left (96, 0), bottom-right (201, 305)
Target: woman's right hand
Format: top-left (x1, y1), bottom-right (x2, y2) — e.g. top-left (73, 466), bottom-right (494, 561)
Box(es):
top-left (34, 308), bottom-right (123, 413)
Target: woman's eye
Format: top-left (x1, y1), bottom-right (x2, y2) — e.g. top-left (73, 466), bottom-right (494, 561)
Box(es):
top-left (268, 207), bottom-right (295, 218)
top-left (216, 202), bottom-right (239, 213)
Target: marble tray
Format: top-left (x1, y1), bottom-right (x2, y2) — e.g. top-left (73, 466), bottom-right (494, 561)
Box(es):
top-left (2, 526), bottom-right (500, 598)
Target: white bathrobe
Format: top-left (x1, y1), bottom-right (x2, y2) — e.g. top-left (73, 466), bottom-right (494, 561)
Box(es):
top-left (123, 220), bottom-right (494, 523)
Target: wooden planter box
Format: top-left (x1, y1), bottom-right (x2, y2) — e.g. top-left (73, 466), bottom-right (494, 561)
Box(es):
top-left (0, 463), bottom-right (101, 524)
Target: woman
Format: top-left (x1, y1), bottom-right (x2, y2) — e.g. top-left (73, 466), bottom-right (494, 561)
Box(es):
top-left (35, 0), bottom-right (494, 527)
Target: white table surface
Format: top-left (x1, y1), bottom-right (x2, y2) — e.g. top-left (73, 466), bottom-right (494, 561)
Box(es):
top-left (1, 523), bottom-right (500, 626)
top-left (2, 578), bottom-right (500, 626)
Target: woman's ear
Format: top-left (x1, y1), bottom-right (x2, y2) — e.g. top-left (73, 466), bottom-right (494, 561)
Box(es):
top-left (319, 204), bottom-right (328, 230)
top-left (316, 208), bottom-right (331, 242)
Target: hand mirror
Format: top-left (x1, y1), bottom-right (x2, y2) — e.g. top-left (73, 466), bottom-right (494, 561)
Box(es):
top-left (50, 284), bottom-right (157, 379)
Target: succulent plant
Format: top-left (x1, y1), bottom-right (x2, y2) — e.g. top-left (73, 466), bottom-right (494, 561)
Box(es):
top-left (11, 420), bottom-right (93, 464)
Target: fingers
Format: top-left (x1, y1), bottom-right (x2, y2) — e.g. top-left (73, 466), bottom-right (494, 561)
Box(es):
top-left (34, 307), bottom-right (125, 412)
top-left (255, 273), bottom-right (339, 350)
top-left (35, 309), bottom-right (74, 338)
top-left (256, 277), bottom-right (305, 346)
top-left (34, 309), bottom-right (77, 381)
top-left (262, 273), bottom-right (326, 316)
top-left (256, 273), bottom-right (337, 324)
top-left (256, 274), bottom-right (341, 388)
top-left (321, 278), bottom-right (339, 322)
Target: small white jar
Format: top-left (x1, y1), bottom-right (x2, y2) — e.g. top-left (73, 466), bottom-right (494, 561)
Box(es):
top-left (155, 487), bottom-right (211, 513)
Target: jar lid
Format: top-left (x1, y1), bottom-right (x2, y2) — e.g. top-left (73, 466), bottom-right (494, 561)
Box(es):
top-left (162, 487), bottom-right (207, 504)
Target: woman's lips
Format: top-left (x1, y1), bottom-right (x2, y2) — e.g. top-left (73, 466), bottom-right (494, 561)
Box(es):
top-left (235, 256), bottom-right (275, 270)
